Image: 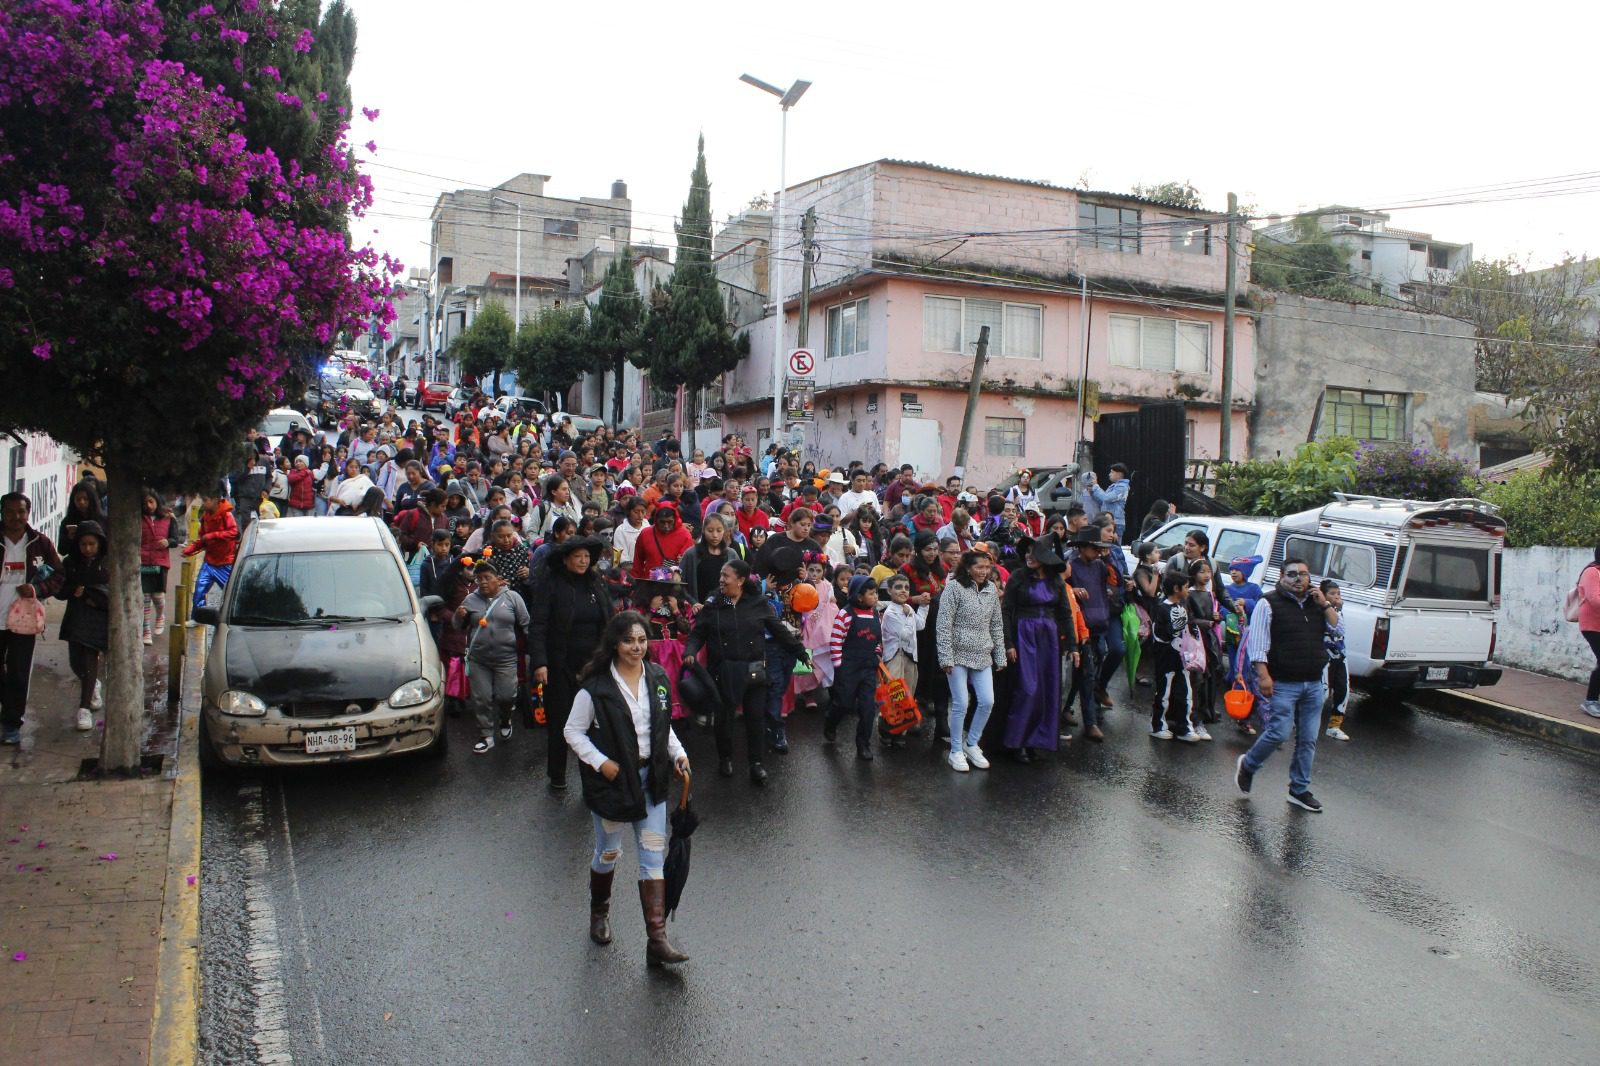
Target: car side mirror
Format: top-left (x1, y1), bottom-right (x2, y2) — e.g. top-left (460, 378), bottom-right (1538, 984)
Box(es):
top-left (192, 606), bottom-right (220, 626)
top-left (417, 595), bottom-right (443, 614)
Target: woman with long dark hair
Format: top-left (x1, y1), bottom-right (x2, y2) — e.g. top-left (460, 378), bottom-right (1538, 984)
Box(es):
top-left (530, 537), bottom-right (614, 791)
top-left (563, 610), bottom-right (690, 966)
top-left (1001, 540), bottom-right (1079, 761)
top-left (903, 531), bottom-right (949, 740)
top-left (139, 491), bottom-right (182, 644)
top-left (935, 548), bottom-right (1007, 772)
top-left (57, 481), bottom-right (105, 563)
top-left (1138, 498), bottom-right (1175, 542)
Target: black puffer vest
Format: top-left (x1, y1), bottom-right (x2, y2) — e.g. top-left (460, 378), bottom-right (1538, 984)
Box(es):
top-left (1264, 588), bottom-right (1328, 683)
top-left (578, 661), bottom-right (673, 823)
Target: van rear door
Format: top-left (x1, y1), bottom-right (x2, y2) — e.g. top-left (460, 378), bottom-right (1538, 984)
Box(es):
top-left (1387, 538), bottom-right (1497, 672)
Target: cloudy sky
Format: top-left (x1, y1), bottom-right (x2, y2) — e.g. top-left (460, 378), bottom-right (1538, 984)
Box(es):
top-left (347, 0), bottom-right (1597, 276)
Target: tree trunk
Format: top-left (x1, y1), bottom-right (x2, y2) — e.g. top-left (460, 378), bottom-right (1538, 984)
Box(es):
top-left (611, 354), bottom-right (624, 427)
top-left (101, 453), bottom-right (146, 773)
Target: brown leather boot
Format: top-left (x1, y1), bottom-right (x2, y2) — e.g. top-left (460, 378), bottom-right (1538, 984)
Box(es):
top-left (589, 869), bottom-right (614, 945)
top-left (638, 879), bottom-right (689, 966)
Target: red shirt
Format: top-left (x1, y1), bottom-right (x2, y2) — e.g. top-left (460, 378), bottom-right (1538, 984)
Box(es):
top-left (735, 505), bottom-right (771, 541)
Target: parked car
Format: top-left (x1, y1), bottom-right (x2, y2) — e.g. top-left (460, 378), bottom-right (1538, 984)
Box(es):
top-left (552, 411), bottom-right (605, 435)
top-left (257, 407), bottom-right (316, 441)
top-left (1138, 493), bottom-right (1505, 693)
top-left (194, 517), bottom-right (448, 768)
top-left (492, 394), bottom-right (549, 422)
top-left (412, 380), bottom-right (452, 411)
top-left (307, 373), bottom-right (380, 422)
top-left (444, 387), bottom-right (474, 418)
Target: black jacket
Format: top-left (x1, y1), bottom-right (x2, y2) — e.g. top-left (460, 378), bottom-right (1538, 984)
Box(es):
top-left (683, 585), bottom-right (806, 669)
top-left (578, 661), bottom-right (673, 822)
top-left (528, 566), bottom-right (612, 673)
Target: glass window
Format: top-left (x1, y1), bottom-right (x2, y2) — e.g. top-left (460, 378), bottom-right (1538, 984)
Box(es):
top-left (1108, 314), bottom-right (1210, 374)
top-left (965, 299), bottom-right (1004, 353)
top-left (1176, 226), bottom-right (1211, 255)
top-left (1176, 322), bottom-right (1210, 373)
top-left (1151, 522), bottom-right (1203, 550)
top-left (1079, 202), bottom-right (1141, 252)
top-left (1213, 530), bottom-right (1261, 567)
top-left (1002, 303), bottom-right (1042, 359)
top-left (826, 298), bottom-right (868, 358)
top-left (1109, 315), bottom-right (1142, 368)
top-left (983, 416), bottom-right (1026, 457)
top-left (1142, 318), bottom-right (1177, 372)
top-left (1284, 536), bottom-right (1377, 588)
top-left (1324, 388), bottom-right (1407, 442)
top-left (923, 296), bottom-right (963, 353)
top-left (543, 217), bottom-right (579, 238)
top-left (1403, 544), bottom-right (1489, 602)
top-left (228, 551), bottom-right (414, 624)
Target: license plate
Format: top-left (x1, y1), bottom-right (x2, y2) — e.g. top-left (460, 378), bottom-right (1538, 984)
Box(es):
top-left (305, 726), bottom-right (357, 754)
top-left (1426, 667), bottom-right (1450, 682)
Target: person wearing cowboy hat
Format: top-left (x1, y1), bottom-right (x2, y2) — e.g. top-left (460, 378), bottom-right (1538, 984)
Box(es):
top-left (1001, 537), bottom-right (1080, 760)
top-left (529, 536), bottom-right (614, 788)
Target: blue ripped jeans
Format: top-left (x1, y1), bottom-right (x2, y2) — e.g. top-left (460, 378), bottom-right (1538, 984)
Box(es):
top-left (590, 768), bottom-right (669, 880)
top-left (946, 664), bottom-right (995, 755)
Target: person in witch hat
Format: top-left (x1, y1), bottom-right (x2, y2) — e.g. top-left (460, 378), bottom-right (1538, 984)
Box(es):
top-left (1000, 538), bottom-right (1079, 760)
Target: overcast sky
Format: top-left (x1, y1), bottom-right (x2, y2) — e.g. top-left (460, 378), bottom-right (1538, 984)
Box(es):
top-left (346, 0), bottom-right (1598, 278)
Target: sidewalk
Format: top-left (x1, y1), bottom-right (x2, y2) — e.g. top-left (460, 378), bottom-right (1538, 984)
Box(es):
top-left (0, 597), bottom-right (201, 1066)
top-left (1417, 665), bottom-right (1600, 755)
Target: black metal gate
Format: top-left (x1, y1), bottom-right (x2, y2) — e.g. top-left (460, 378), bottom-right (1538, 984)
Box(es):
top-left (1091, 403), bottom-right (1186, 543)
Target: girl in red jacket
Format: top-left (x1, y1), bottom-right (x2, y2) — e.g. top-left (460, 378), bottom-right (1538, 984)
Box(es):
top-left (139, 492), bottom-right (183, 644)
top-left (630, 501), bottom-right (694, 579)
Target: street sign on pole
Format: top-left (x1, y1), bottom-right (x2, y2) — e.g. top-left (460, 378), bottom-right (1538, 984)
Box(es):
top-left (784, 377), bottom-right (815, 422)
top-left (788, 348), bottom-right (815, 377)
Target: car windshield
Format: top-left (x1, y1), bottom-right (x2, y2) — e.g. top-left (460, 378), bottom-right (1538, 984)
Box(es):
top-left (258, 414), bottom-right (298, 436)
top-left (228, 550), bottom-right (412, 625)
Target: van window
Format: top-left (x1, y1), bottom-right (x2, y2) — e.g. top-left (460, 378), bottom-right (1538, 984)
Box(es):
top-left (1213, 530), bottom-right (1261, 567)
top-left (1403, 544), bottom-right (1489, 603)
top-left (1283, 535), bottom-right (1376, 587)
top-left (1151, 522), bottom-right (1203, 551)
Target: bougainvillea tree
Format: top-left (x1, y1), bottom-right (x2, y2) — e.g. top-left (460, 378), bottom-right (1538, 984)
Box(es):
top-left (0, 0), bottom-right (399, 771)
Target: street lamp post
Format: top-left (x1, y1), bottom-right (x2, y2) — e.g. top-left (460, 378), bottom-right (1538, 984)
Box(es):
top-left (740, 74), bottom-right (811, 450)
top-left (491, 195), bottom-right (523, 337)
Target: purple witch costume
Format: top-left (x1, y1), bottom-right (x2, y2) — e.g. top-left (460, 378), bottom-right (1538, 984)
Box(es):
top-left (1002, 574), bottom-right (1072, 751)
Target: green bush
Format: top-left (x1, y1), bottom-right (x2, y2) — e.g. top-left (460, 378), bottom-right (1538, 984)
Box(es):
top-left (1352, 442), bottom-right (1477, 501)
top-left (1214, 437), bottom-right (1358, 516)
top-left (1480, 469), bottom-right (1600, 548)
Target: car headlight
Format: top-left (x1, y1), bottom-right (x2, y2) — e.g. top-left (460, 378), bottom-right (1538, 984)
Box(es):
top-left (389, 679), bottom-right (434, 709)
top-left (219, 690), bottom-right (268, 716)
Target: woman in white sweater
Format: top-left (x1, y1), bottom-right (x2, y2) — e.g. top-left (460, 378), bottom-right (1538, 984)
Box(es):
top-left (935, 548), bottom-right (1008, 772)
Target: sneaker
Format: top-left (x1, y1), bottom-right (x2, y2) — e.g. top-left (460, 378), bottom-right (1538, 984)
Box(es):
top-left (154, 620), bottom-right (166, 636)
top-left (1150, 728), bottom-right (1173, 740)
top-left (1287, 790), bottom-right (1324, 813)
top-left (1175, 731), bottom-right (1202, 743)
top-left (1194, 726), bottom-right (1213, 742)
top-left (1235, 754), bottom-right (1253, 796)
top-left (1325, 726), bottom-right (1351, 741)
top-left (91, 680), bottom-right (103, 710)
top-left (1, 728), bottom-right (19, 745)
top-left (963, 743), bottom-right (990, 770)
top-left (497, 723), bottom-right (513, 740)
top-left (1581, 699), bottom-right (1600, 719)
top-left (822, 720), bottom-right (838, 743)
top-left (184, 618), bottom-right (198, 629)
top-left (76, 707), bottom-right (93, 732)
top-left (143, 634), bottom-right (154, 646)
top-left (472, 735), bottom-right (495, 754)
top-left (947, 750), bottom-right (970, 772)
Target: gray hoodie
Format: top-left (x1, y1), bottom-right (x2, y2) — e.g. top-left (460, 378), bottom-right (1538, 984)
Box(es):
top-left (453, 587), bottom-right (529, 667)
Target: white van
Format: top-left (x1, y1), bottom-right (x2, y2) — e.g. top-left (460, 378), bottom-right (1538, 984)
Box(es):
top-left (1137, 494), bottom-right (1504, 692)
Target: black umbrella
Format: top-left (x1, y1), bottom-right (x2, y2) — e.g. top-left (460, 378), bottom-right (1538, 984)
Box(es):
top-left (662, 770), bottom-right (698, 920)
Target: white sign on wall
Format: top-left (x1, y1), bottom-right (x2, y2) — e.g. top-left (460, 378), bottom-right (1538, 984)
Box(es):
top-left (1, 431), bottom-right (79, 536)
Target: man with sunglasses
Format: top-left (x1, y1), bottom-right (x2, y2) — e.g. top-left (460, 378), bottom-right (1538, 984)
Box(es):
top-left (1237, 558), bottom-right (1342, 812)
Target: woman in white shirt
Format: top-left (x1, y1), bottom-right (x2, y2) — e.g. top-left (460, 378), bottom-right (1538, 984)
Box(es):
top-left (564, 611), bottom-right (691, 966)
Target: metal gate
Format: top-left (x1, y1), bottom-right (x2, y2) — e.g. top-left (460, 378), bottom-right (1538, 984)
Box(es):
top-left (1091, 403), bottom-right (1186, 542)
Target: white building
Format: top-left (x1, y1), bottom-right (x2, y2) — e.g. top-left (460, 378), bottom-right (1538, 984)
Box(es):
top-left (1259, 206), bottom-right (1471, 302)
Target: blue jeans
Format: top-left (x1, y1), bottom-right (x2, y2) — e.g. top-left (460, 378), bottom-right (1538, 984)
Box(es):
top-left (764, 647), bottom-right (798, 733)
top-left (1101, 617), bottom-right (1126, 694)
top-left (1068, 632), bottom-right (1106, 727)
top-left (1243, 679), bottom-right (1325, 793)
top-left (946, 665), bottom-right (995, 755)
top-left (590, 768), bottom-right (669, 880)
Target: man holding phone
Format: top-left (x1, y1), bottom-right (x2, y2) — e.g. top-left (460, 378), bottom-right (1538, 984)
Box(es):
top-left (1236, 557), bottom-right (1342, 812)
top-left (1, 492), bottom-right (66, 745)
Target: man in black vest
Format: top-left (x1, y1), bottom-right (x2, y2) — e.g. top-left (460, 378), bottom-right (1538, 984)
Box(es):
top-left (1236, 557), bottom-right (1341, 812)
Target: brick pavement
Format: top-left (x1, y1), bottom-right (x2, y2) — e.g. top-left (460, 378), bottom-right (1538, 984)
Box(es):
top-left (0, 599), bottom-right (186, 1066)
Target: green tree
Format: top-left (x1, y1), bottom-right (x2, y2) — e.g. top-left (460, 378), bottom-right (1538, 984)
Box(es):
top-left (1249, 215), bottom-right (1371, 300)
top-left (1131, 180), bottom-right (1205, 210)
top-left (589, 250), bottom-right (647, 425)
top-left (1481, 468), bottom-right (1600, 547)
top-left (513, 304), bottom-right (592, 405)
top-left (643, 136), bottom-right (744, 432)
top-left (448, 302), bottom-right (514, 397)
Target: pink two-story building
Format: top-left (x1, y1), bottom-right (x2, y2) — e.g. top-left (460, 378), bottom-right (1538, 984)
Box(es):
top-left (720, 160), bottom-right (1255, 488)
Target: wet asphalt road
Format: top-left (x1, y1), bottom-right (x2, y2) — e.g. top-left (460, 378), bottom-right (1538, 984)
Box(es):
top-left (198, 691), bottom-right (1600, 1066)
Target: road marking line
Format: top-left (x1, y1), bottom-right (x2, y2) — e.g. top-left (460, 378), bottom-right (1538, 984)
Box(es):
top-left (275, 781), bottom-right (328, 1059)
top-left (240, 784), bottom-right (294, 1065)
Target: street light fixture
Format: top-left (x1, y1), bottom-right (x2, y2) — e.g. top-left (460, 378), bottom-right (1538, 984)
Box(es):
top-left (740, 73), bottom-right (811, 448)
top-left (490, 195), bottom-right (523, 337)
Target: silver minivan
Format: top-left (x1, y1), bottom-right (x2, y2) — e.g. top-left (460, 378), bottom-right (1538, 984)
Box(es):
top-left (195, 517), bottom-right (447, 767)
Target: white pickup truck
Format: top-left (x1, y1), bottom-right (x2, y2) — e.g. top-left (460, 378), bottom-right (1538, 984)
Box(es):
top-left (1138, 494), bottom-right (1504, 692)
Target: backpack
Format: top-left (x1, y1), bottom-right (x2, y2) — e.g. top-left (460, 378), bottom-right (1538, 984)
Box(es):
top-left (1565, 563), bottom-right (1597, 623)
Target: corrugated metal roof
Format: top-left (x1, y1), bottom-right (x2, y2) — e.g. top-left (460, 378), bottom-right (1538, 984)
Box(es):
top-left (876, 159), bottom-right (1206, 211)
top-left (1478, 451), bottom-right (1551, 482)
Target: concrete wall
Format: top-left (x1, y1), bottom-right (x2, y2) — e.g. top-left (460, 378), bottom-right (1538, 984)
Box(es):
top-left (1250, 292), bottom-right (1478, 460)
top-left (1497, 547), bottom-right (1596, 682)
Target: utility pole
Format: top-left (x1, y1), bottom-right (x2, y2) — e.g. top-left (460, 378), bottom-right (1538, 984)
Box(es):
top-left (796, 207), bottom-right (816, 347)
top-left (1220, 191), bottom-right (1238, 463)
top-left (952, 325), bottom-right (990, 478)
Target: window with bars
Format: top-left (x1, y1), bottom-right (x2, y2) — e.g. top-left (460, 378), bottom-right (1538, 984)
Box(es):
top-left (1108, 314), bottom-right (1210, 374)
top-left (1078, 202), bottom-right (1142, 252)
top-left (922, 296), bottom-right (1042, 358)
top-left (1322, 388), bottom-right (1408, 442)
top-left (825, 298), bottom-right (869, 358)
top-left (984, 416), bottom-right (1026, 457)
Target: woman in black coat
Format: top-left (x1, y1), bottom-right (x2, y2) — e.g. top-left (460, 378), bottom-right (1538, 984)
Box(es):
top-left (529, 537), bottom-right (614, 791)
top-left (681, 557), bottom-right (807, 785)
top-left (57, 519), bottom-right (110, 729)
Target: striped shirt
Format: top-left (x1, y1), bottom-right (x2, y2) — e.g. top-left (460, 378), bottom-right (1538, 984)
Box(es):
top-left (831, 607), bottom-right (883, 667)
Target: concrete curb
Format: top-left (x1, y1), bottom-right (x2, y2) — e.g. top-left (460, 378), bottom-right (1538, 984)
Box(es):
top-left (149, 626), bottom-right (206, 1066)
top-left (1416, 687), bottom-right (1600, 756)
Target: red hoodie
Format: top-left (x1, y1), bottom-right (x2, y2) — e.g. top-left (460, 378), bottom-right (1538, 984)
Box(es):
top-left (631, 502), bottom-right (694, 578)
top-left (185, 501), bottom-right (239, 566)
